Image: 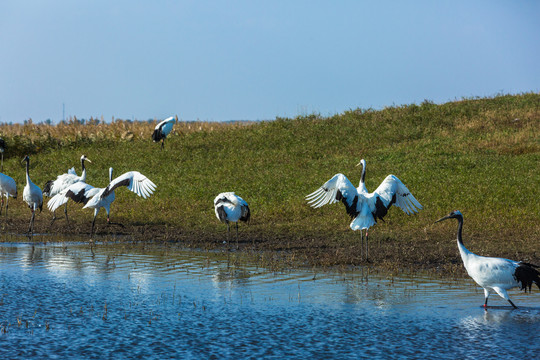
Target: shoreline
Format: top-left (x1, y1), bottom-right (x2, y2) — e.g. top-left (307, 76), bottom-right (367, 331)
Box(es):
top-left (1, 216), bottom-right (516, 278)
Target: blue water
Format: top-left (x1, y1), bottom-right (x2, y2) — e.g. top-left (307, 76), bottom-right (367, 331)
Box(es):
top-left (0, 242), bottom-right (539, 359)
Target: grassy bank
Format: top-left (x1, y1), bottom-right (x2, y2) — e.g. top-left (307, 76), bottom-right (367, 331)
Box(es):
top-left (1, 93), bottom-right (539, 274)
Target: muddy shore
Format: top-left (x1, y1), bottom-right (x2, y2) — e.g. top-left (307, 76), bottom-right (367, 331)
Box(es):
top-left (5, 216), bottom-right (537, 278)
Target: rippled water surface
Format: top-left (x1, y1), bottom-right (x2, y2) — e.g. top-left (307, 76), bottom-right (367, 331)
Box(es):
top-left (0, 241), bottom-right (539, 359)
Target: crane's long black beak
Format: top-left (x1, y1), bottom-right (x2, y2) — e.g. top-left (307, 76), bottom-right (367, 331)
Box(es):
top-left (435, 214), bottom-right (451, 223)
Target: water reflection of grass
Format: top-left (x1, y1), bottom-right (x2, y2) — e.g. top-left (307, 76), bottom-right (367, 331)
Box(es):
top-left (0, 93), bottom-right (538, 274)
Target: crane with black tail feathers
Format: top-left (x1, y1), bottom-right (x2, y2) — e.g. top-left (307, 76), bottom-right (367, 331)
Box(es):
top-left (22, 155), bottom-right (43, 235)
top-left (152, 115), bottom-right (177, 150)
top-left (48, 168), bottom-right (156, 235)
top-left (214, 192), bottom-right (251, 250)
top-left (435, 210), bottom-right (540, 309)
top-left (42, 154), bottom-right (91, 225)
top-left (306, 159), bottom-right (422, 261)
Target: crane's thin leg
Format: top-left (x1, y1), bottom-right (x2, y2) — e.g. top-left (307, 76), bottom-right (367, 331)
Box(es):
top-left (28, 209), bottom-right (35, 235)
top-left (366, 230), bottom-right (369, 262)
top-left (234, 222), bottom-right (238, 249)
top-left (5, 197), bottom-right (8, 218)
top-left (360, 231), bottom-right (364, 261)
top-left (50, 212), bottom-right (57, 226)
top-left (508, 300), bottom-right (518, 309)
top-left (64, 203), bottom-right (69, 224)
top-left (0, 197), bottom-right (4, 216)
top-left (226, 222), bottom-right (230, 249)
top-left (161, 139), bottom-right (165, 150)
top-left (91, 215), bottom-right (97, 236)
top-left (483, 289), bottom-right (490, 308)
top-left (226, 222), bottom-right (231, 268)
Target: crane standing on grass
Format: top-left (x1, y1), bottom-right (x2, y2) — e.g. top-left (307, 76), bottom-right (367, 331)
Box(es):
top-left (48, 168), bottom-right (156, 235)
top-left (306, 159), bottom-right (422, 261)
top-left (435, 210), bottom-right (540, 309)
top-left (42, 155), bottom-right (92, 225)
top-left (152, 115), bottom-right (177, 150)
top-left (0, 139), bottom-right (17, 217)
top-left (0, 172), bottom-right (17, 218)
top-left (22, 155), bottom-right (43, 235)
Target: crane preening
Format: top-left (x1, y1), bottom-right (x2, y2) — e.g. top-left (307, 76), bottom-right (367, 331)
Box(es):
top-left (214, 192), bottom-right (251, 250)
top-left (152, 115), bottom-right (177, 150)
top-left (435, 210), bottom-right (540, 309)
top-left (306, 159), bottom-right (422, 261)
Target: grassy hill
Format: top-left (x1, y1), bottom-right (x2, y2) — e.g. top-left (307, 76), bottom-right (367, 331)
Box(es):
top-left (1, 93), bottom-right (539, 273)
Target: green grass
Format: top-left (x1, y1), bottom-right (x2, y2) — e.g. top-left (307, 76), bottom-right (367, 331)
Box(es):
top-left (1, 93), bottom-right (539, 271)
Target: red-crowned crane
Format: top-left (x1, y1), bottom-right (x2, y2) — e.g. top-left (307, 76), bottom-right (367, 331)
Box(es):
top-left (22, 155), bottom-right (43, 235)
top-left (0, 172), bottom-right (17, 217)
top-left (435, 210), bottom-right (540, 309)
top-left (152, 115), bottom-right (177, 150)
top-left (0, 139), bottom-right (17, 216)
top-left (42, 155), bottom-right (91, 224)
top-left (49, 168), bottom-right (156, 235)
top-left (306, 159), bottom-right (422, 261)
top-left (214, 192), bottom-right (251, 249)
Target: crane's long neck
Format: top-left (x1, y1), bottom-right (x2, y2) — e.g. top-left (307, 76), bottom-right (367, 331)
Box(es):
top-left (25, 159), bottom-right (30, 184)
top-left (455, 215), bottom-right (474, 263)
top-left (81, 158), bottom-right (87, 182)
top-left (359, 162), bottom-right (368, 193)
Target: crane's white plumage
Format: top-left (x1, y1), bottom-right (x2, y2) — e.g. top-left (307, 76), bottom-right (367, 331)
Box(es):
top-left (22, 155), bottom-right (43, 234)
top-left (43, 155), bottom-right (91, 224)
top-left (42, 155), bottom-right (91, 197)
top-left (436, 210), bottom-right (540, 308)
top-left (152, 115), bottom-right (177, 150)
top-left (214, 192), bottom-right (251, 248)
top-left (0, 172), bottom-right (17, 216)
top-left (82, 168), bottom-right (156, 234)
top-left (306, 159), bottom-right (422, 260)
top-left (49, 168), bottom-right (156, 234)
top-left (47, 181), bottom-right (99, 213)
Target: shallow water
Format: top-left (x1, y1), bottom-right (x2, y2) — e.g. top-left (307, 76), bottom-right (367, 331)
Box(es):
top-left (0, 241), bottom-right (539, 359)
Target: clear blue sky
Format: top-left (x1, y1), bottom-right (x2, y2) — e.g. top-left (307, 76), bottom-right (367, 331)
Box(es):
top-left (1, 1), bottom-right (539, 123)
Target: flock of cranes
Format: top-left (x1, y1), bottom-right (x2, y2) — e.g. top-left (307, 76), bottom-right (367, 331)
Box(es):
top-left (16, 154), bottom-right (157, 236)
top-left (0, 115), bottom-right (539, 309)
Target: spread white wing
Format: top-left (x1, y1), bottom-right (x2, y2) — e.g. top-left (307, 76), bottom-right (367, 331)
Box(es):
top-left (306, 173), bottom-right (358, 209)
top-left (372, 175), bottom-right (422, 215)
top-left (101, 171), bottom-right (156, 200)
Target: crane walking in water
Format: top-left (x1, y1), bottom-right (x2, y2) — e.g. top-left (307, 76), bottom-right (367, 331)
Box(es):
top-left (435, 210), bottom-right (540, 309)
top-left (306, 159), bottom-right (422, 261)
top-left (214, 192), bottom-right (251, 250)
